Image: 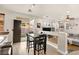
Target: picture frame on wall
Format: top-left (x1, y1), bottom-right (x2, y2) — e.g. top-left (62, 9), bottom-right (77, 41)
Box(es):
top-left (59, 22), bottom-right (64, 31)
top-left (37, 23), bottom-right (41, 28)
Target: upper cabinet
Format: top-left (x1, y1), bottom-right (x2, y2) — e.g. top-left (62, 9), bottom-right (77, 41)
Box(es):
top-left (0, 13), bottom-right (5, 32)
top-left (65, 18), bottom-right (79, 34)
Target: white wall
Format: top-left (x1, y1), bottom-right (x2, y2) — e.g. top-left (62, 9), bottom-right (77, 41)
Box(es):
top-left (0, 7), bottom-right (36, 42)
top-left (1, 4), bottom-right (79, 42)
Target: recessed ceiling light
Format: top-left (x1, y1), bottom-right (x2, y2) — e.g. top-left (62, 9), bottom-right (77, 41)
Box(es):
top-left (66, 10), bottom-right (70, 14)
top-left (28, 9), bottom-right (32, 12)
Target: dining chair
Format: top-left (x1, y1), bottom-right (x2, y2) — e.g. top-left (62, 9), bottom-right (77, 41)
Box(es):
top-left (26, 33), bottom-right (34, 54)
top-left (34, 34), bottom-right (47, 55)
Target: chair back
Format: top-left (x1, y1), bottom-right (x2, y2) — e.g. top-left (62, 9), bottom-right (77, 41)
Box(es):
top-left (40, 34), bottom-right (46, 42)
top-left (34, 34), bottom-right (47, 55)
top-left (35, 34), bottom-right (47, 44)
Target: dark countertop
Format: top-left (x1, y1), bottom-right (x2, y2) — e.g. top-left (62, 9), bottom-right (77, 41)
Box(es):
top-left (0, 32), bottom-right (9, 35)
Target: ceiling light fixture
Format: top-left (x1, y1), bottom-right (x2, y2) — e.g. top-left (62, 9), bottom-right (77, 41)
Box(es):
top-left (28, 4), bottom-right (36, 12)
top-left (32, 4), bottom-right (35, 7)
top-left (66, 10), bottom-right (70, 21)
top-left (28, 9), bottom-right (32, 12)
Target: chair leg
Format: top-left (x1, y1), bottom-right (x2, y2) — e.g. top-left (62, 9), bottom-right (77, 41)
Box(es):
top-left (27, 47), bottom-right (29, 53)
top-left (28, 45), bottom-right (30, 54)
top-left (34, 45), bottom-right (36, 55)
top-left (34, 42), bottom-right (36, 55)
top-left (44, 47), bottom-right (46, 54)
top-left (44, 44), bottom-right (46, 54)
top-left (27, 41), bottom-right (29, 49)
top-left (34, 49), bottom-right (36, 55)
top-left (27, 41), bottom-right (30, 54)
top-left (44, 50), bottom-right (46, 54)
top-left (11, 46), bottom-right (13, 55)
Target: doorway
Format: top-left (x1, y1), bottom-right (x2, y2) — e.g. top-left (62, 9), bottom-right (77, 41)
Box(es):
top-left (13, 20), bottom-right (21, 43)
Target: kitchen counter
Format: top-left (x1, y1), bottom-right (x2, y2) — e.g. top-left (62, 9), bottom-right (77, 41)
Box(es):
top-left (0, 32), bottom-right (9, 45)
top-left (41, 31), bottom-right (68, 54)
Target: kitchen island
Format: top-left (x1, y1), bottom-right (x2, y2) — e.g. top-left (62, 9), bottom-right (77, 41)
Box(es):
top-left (41, 31), bottom-right (68, 54)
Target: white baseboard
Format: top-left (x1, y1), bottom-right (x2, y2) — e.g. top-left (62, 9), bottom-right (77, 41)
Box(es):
top-left (57, 49), bottom-right (68, 55)
top-left (47, 41), bottom-right (58, 49)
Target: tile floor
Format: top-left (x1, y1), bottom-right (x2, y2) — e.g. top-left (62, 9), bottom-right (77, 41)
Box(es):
top-left (13, 42), bottom-right (61, 55)
top-left (13, 37), bottom-right (79, 55)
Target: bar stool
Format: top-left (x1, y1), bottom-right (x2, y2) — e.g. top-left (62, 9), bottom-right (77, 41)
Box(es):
top-left (34, 34), bottom-right (47, 55)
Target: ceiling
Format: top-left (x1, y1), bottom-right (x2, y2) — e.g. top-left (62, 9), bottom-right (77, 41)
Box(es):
top-left (1, 4), bottom-right (79, 18)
